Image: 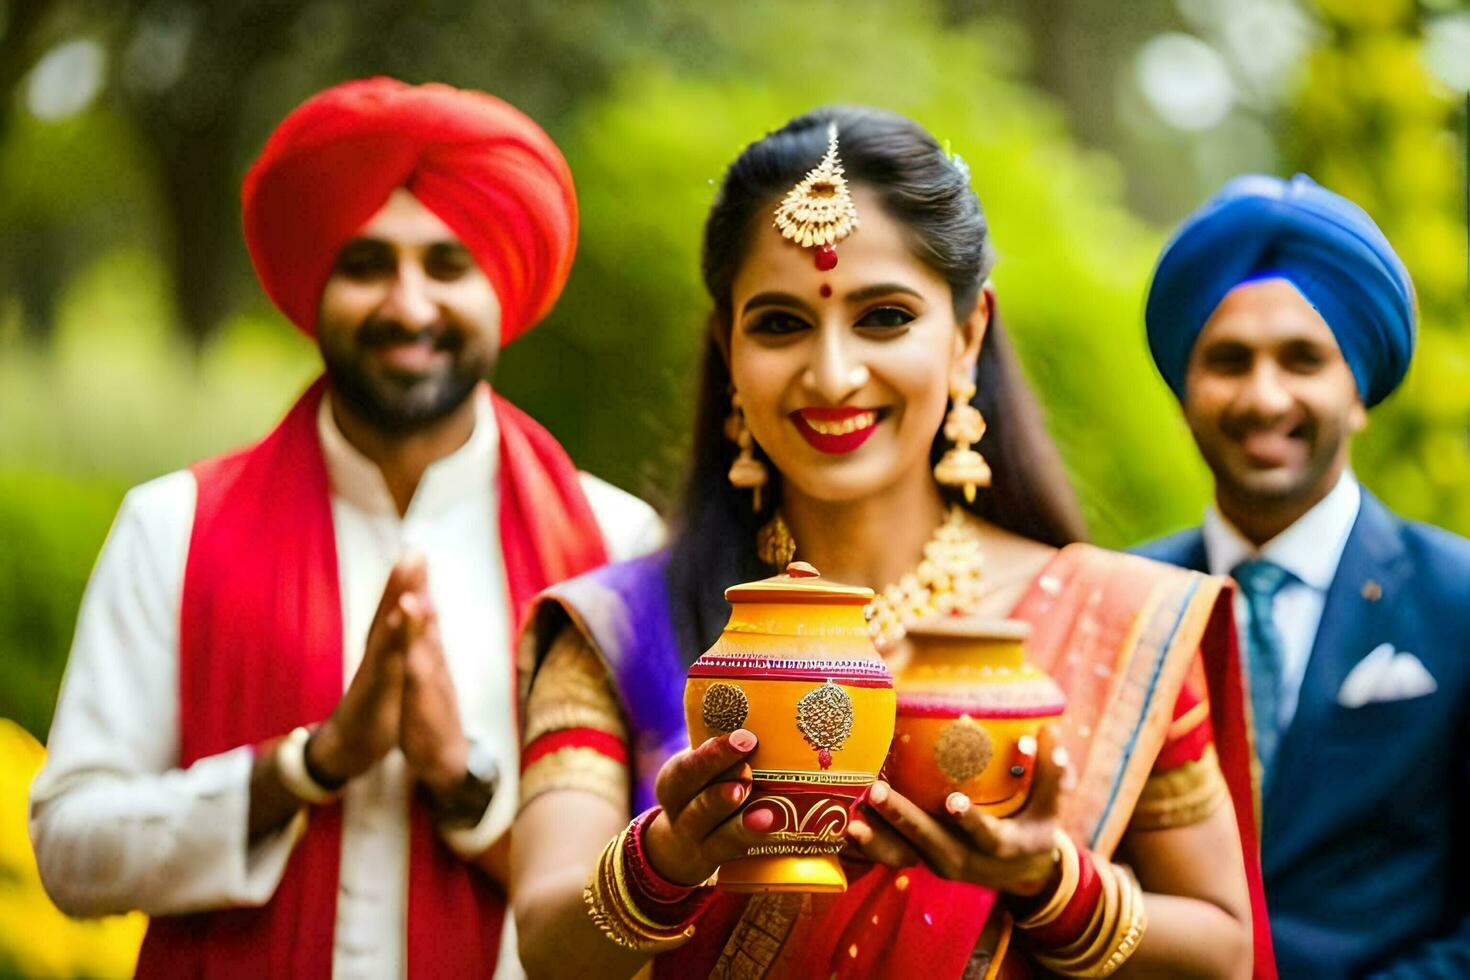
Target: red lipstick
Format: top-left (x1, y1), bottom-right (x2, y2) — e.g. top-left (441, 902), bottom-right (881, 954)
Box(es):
top-left (790, 407), bottom-right (882, 454)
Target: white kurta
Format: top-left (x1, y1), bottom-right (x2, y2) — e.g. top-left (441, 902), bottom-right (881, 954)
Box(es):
top-left (29, 389), bottom-right (664, 979)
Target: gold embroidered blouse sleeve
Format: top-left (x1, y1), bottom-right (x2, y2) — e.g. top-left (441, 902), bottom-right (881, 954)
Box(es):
top-left (1130, 745), bottom-right (1230, 831)
top-left (1129, 678), bottom-right (1228, 831)
top-left (519, 626), bottom-right (631, 812)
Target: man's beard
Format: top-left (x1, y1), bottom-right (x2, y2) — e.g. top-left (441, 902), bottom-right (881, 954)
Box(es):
top-left (320, 320), bottom-right (489, 435)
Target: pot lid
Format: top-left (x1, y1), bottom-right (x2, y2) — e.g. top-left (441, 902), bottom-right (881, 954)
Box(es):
top-left (905, 616), bottom-right (1033, 642)
top-left (723, 560), bottom-right (874, 605)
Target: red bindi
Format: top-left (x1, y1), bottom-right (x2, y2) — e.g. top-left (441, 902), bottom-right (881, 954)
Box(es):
top-left (819, 284), bottom-right (832, 298)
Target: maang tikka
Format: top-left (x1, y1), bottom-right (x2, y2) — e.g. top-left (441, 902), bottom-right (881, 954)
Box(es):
top-left (773, 122), bottom-right (860, 270)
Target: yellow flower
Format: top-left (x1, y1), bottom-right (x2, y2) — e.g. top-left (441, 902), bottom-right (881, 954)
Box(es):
top-left (0, 718), bottom-right (145, 978)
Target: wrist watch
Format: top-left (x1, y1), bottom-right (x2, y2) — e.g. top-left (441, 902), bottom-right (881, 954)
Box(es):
top-left (428, 739), bottom-right (499, 829)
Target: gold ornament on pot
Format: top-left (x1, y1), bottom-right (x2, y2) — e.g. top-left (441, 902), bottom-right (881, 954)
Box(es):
top-left (701, 683), bottom-right (750, 732)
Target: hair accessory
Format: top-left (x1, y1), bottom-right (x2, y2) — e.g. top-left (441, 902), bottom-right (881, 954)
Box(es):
top-left (933, 378), bottom-right (991, 503)
top-left (950, 152), bottom-right (971, 184)
top-left (943, 138), bottom-right (972, 184)
top-left (773, 122), bottom-right (859, 270)
top-left (726, 391), bottom-right (769, 511)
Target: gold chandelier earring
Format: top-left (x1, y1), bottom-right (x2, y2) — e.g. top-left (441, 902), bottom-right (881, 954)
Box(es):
top-left (725, 392), bottom-right (769, 511)
top-left (933, 379), bottom-right (991, 503)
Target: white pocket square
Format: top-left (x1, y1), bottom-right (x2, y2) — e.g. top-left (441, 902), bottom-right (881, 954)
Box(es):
top-left (1337, 643), bottom-right (1438, 708)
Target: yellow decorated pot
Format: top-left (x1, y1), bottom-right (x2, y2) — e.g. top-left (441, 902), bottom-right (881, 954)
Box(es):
top-left (685, 561), bottom-right (896, 894)
top-left (890, 618), bottom-right (1065, 817)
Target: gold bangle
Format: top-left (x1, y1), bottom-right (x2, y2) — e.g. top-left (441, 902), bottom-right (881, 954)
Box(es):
top-left (582, 827), bottom-right (697, 952)
top-left (1032, 860), bottom-right (1148, 978)
top-left (1016, 830), bottom-right (1081, 929)
top-left (610, 828), bottom-right (682, 935)
top-left (1038, 860), bottom-right (1114, 962)
top-left (1098, 866), bottom-right (1147, 976)
top-left (1052, 860), bottom-right (1124, 968)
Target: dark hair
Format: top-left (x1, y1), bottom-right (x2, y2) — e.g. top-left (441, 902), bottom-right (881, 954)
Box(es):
top-left (667, 105), bottom-right (1087, 660)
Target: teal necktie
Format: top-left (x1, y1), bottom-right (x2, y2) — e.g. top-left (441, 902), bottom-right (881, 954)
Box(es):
top-left (1232, 559), bottom-right (1294, 778)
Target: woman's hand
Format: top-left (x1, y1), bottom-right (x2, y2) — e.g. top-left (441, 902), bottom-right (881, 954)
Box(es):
top-left (640, 729), bottom-right (775, 886)
top-left (848, 725), bottom-right (1073, 897)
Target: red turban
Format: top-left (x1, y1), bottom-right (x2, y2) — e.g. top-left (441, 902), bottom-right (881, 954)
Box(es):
top-left (242, 77), bottom-right (578, 345)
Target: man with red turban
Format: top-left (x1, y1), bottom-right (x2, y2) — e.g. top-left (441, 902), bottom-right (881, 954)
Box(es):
top-left (30, 78), bottom-right (662, 977)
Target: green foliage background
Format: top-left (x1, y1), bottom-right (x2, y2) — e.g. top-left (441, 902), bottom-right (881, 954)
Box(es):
top-left (1, 0), bottom-right (1465, 751)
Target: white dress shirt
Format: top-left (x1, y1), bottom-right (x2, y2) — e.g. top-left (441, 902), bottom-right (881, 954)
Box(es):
top-left (29, 388), bottom-right (664, 979)
top-left (1202, 469), bottom-right (1361, 735)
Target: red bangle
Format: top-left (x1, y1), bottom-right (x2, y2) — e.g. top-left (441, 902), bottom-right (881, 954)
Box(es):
top-left (624, 807), bottom-right (713, 926)
top-left (1028, 846), bottom-right (1102, 948)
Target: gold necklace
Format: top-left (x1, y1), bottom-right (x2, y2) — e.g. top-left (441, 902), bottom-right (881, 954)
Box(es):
top-left (863, 505), bottom-right (986, 652)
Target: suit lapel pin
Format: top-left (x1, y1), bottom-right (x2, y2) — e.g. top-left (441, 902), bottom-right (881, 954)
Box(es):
top-left (1361, 579), bottom-right (1383, 601)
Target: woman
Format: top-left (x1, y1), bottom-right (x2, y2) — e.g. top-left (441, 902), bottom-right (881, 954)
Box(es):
top-left (511, 107), bottom-right (1271, 978)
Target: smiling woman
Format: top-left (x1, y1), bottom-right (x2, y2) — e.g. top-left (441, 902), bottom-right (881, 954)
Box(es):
top-left (729, 184), bottom-right (977, 507)
top-left (510, 106), bottom-right (1272, 979)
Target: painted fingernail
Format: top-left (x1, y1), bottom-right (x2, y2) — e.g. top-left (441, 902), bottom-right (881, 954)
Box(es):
top-left (1052, 747), bottom-right (1070, 769)
top-left (868, 781), bottom-right (889, 805)
top-left (729, 729), bottom-right (757, 753)
top-left (946, 792), bottom-right (971, 815)
top-left (726, 782), bottom-right (747, 804)
top-left (743, 806), bottom-right (775, 833)
top-left (1017, 735), bottom-right (1037, 757)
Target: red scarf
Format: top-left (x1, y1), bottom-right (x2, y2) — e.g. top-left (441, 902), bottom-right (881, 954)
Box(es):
top-left (135, 379), bottom-right (607, 978)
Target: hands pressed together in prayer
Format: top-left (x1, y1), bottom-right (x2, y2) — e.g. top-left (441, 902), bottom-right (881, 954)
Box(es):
top-left (306, 554), bottom-right (472, 805)
top-left (641, 725), bottom-right (1073, 897)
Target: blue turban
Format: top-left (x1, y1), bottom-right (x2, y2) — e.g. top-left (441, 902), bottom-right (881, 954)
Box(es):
top-left (1145, 174), bottom-right (1416, 407)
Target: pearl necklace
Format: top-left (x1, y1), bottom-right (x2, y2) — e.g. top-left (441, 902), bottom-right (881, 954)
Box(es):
top-left (864, 505), bottom-right (986, 652)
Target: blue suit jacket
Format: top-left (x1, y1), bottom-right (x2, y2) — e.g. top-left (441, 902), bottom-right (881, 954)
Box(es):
top-left (1137, 492), bottom-right (1470, 979)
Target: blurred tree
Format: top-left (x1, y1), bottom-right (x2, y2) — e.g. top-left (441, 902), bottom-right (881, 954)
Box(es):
top-left (0, 470), bottom-right (124, 740)
top-left (115, 0), bottom-right (301, 347)
top-left (0, 2), bottom-right (113, 343)
top-left (1282, 0), bottom-right (1470, 533)
top-left (0, 0), bottom-right (698, 346)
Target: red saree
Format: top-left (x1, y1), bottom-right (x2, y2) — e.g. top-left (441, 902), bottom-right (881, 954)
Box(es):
top-left (528, 544), bottom-right (1273, 978)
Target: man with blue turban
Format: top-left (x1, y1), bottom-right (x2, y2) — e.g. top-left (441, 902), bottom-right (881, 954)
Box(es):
top-left (1138, 173), bottom-right (1470, 978)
